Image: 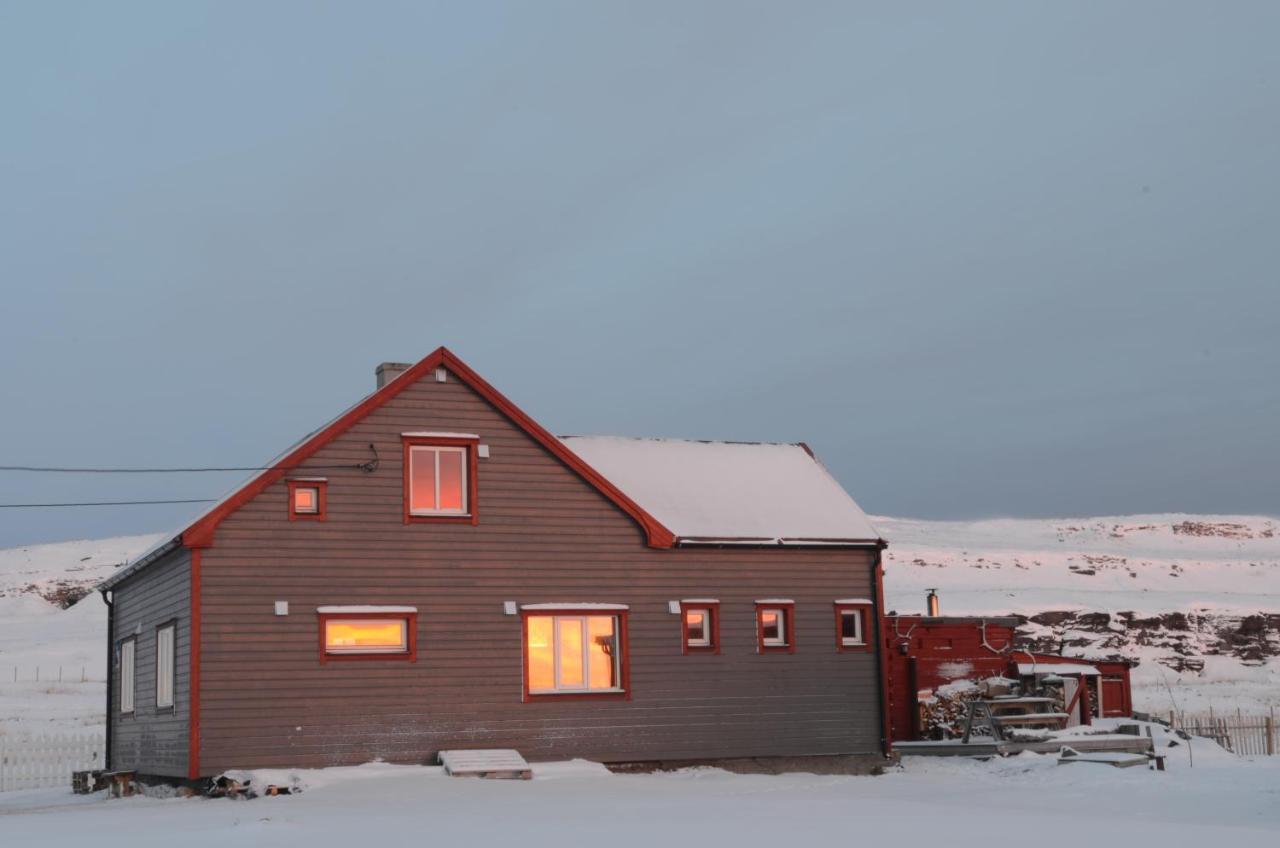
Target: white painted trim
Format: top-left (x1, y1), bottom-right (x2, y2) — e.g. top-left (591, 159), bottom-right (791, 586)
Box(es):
top-left (287, 476), bottom-right (328, 482)
top-left (681, 598), bottom-right (720, 604)
top-left (755, 598), bottom-right (794, 604)
top-left (401, 431), bottom-right (480, 439)
top-left (834, 598), bottom-right (873, 605)
top-left (317, 605), bottom-right (418, 613)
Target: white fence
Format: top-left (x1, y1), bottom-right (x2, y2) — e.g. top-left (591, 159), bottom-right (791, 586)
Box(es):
top-left (0, 733), bottom-right (105, 791)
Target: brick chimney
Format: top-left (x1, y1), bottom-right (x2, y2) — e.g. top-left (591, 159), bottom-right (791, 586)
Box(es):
top-left (375, 362), bottom-right (412, 389)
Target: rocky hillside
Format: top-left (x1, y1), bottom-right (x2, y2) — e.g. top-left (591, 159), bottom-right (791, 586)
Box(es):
top-left (877, 514), bottom-right (1280, 713)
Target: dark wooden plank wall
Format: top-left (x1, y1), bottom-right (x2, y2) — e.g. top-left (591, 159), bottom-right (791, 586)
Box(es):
top-left (198, 373), bottom-right (880, 773)
top-left (110, 547), bottom-right (190, 777)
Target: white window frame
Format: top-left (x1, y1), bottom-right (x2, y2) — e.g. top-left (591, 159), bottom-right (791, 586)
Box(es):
top-left (527, 614), bottom-right (623, 695)
top-left (155, 624), bottom-right (175, 708)
top-left (119, 638), bottom-right (136, 714)
top-left (323, 617), bottom-right (410, 655)
top-left (760, 607), bottom-right (788, 647)
top-left (839, 608), bottom-right (865, 646)
top-left (685, 608), bottom-right (712, 647)
top-left (408, 445), bottom-right (469, 516)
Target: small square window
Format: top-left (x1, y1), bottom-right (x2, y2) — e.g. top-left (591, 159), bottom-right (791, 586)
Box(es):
top-left (288, 479), bottom-right (327, 521)
top-left (756, 603), bottom-right (795, 653)
top-left (835, 603), bottom-right (873, 652)
top-left (680, 602), bottom-right (719, 654)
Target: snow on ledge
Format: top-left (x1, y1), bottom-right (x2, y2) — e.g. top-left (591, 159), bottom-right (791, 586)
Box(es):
top-left (1017, 662), bottom-right (1100, 676)
top-left (681, 598), bottom-right (720, 604)
top-left (316, 605), bottom-right (418, 614)
top-left (402, 431), bottom-right (479, 439)
top-left (834, 598), bottom-right (873, 604)
top-left (755, 598), bottom-right (794, 604)
top-left (520, 603), bottom-right (629, 611)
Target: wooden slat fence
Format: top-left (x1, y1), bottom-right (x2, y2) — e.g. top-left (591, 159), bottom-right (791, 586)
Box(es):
top-left (0, 732), bottom-right (105, 791)
top-left (1170, 709), bottom-right (1277, 757)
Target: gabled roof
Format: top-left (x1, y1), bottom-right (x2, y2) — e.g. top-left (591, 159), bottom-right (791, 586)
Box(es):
top-left (559, 436), bottom-right (882, 545)
top-left (101, 349), bottom-right (883, 590)
top-left (100, 347), bottom-right (676, 590)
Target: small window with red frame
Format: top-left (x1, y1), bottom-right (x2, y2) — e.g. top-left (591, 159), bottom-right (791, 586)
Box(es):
top-left (288, 479), bottom-right (327, 521)
top-left (756, 602), bottom-right (795, 653)
top-left (835, 602), bottom-right (873, 652)
top-left (681, 602), bottom-right (720, 654)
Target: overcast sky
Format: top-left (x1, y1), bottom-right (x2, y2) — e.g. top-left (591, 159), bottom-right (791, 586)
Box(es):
top-left (2, 1), bottom-right (1277, 548)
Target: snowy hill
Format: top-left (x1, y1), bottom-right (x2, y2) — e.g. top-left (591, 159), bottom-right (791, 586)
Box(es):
top-left (0, 534), bottom-right (162, 737)
top-left (0, 517), bottom-right (1277, 738)
top-left (879, 514), bottom-right (1280, 713)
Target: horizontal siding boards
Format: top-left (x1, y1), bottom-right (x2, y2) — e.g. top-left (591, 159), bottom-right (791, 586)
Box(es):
top-left (110, 548), bottom-right (190, 777)
top-left (198, 373), bottom-right (880, 773)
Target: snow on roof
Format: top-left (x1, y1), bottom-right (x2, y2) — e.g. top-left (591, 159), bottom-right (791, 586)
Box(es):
top-left (559, 436), bottom-right (881, 544)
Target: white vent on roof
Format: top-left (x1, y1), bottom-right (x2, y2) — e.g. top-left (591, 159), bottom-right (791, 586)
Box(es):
top-left (435, 367), bottom-right (447, 382)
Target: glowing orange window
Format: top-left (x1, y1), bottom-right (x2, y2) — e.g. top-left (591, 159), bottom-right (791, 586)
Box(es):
top-left (523, 611), bottom-right (628, 699)
top-left (288, 479), bottom-right (327, 521)
top-left (402, 436), bottom-right (478, 524)
top-left (318, 611), bottom-right (417, 662)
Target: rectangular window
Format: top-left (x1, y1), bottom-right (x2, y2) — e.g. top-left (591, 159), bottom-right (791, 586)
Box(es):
top-left (834, 602), bottom-right (873, 652)
top-left (403, 436), bottom-right (478, 523)
top-left (288, 479), bottom-right (327, 521)
top-left (680, 601), bottom-right (720, 654)
top-left (318, 610), bottom-right (417, 662)
top-left (119, 638), bottom-right (136, 714)
top-left (755, 602), bottom-right (795, 653)
top-left (524, 612), bottom-right (628, 699)
top-left (155, 624), bottom-right (175, 708)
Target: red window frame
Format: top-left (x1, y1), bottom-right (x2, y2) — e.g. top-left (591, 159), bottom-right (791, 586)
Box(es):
top-left (318, 611), bottom-right (418, 664)
top-left (287, 479), bottom-right (327, 521)
top-left (520, 608), bottom-right (631, 702)
top-left (680, 602), bottom-right (720, 655)
top-left (834, 603), bottom-right (874, 652)
top-left (755, 602), bottom-right (796, 654)
top-left (402, 435), bottom-right (479, 525)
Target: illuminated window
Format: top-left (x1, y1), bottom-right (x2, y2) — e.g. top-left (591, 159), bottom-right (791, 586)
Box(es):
top-left (403, 436), bottom-right (477, 522)
top-left (680, 602), bottom-right (719, 654)
top-left (835, 602), bottom-right (872, 652)
top-left (755, 602), bottom-right (795, 653)
top-left (155, 623), bottom-right (175, 708)
top-left (119, 637), bottom-right (136, 714)
top-left (525, 613), bottom-right (626, 696)
top-left (318, 610), bottom-right (416, 662)
top-left (288, 479), bottom-right (327, 521)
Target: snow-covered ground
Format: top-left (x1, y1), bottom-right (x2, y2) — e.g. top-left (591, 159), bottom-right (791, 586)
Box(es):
top-left (1, 735), bottom-right (1276, 846)
top-left (0, 535), bottom-right (161, 739)
top-left (879, 514), bottom-right (1280, 714)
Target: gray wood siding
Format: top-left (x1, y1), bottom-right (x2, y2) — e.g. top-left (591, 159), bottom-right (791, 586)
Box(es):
top-left (198, 374), bottom-right (881, 773)
top-left (110, 547), bottom-right (190, 777)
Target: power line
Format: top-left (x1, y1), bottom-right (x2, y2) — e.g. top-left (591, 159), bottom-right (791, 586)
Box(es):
top-left (0, 498), bottom-right (218, 509)
top-left (0, 462), bottom-right (370, 474)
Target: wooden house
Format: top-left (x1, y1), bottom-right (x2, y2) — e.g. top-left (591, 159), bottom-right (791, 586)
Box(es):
top-left (98, 348), bottom-right (888, 782)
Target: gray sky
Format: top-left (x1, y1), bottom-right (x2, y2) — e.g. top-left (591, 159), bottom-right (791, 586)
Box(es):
top-left (2, 1), bottom-right (1278, 548)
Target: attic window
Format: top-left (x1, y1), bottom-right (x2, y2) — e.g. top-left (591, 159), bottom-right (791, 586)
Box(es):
top-left (403, 436), bottom-right (478, 524)
top-left (288, 479), bottom-right (327, 521)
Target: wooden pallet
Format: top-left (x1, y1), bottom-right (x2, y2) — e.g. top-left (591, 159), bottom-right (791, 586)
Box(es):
top-left (439, 749), bottom-right (532, 780)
